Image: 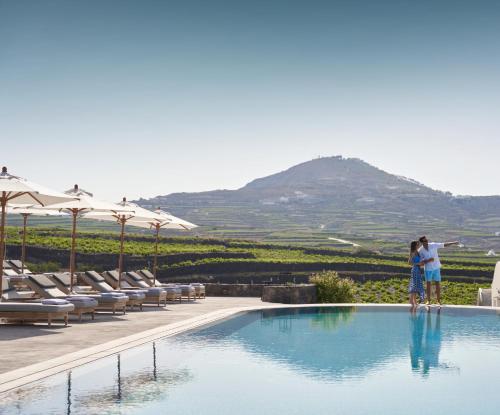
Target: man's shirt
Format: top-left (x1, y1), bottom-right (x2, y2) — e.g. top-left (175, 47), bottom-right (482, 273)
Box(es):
top-left (418, 242), bottom-right (445, 271)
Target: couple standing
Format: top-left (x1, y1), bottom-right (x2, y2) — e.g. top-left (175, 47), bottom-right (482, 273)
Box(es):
top-left (408, 236), bottom-right (459, 307)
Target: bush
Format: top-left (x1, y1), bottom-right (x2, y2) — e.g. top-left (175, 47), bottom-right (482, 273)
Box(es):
top-left (26, 261), bottom-right (60, 273)
top-left (310, 271), bottom-right (355, 303)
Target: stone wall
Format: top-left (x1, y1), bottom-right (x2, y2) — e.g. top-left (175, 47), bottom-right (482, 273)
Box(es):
top-left (205, 283), bottom-right (264, 297)
top-left (261, 284), bottom-right (318, 304)
top-left (205, 283), bottom-right (318, 304)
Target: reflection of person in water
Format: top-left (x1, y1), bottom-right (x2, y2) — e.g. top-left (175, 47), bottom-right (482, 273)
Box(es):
top-left (409, 311), bottom-right (425, 371)
top-left (423, 308), bottom-right (441, 374)
top-left (409, 308), bottom-right (442, 375)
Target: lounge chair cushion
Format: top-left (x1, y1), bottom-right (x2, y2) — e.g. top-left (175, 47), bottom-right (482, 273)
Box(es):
top-left (0, 302), bottom-right (75, 312)
top-left (163, 286), bottom-right (180, 293)
top-left (8, 260), bottom-right (23, 269)
top-left (83, 271), bottom-right (115, 293)
top-left (139, 269), bottom-right (155, 280)
top-left (27, 275), bottom-right (67, 299)
top-left (66, 296), bottom-right (98, 307)
top-left (29, 274), bottom-right (57, 289)
top-left (85, 271), bottom-right (106, 282)
top-left (125, 272), bottom-right (150, 289)
top-left (41, 299), bottom-right (70, 305)
top-left (85, 294), bottom-right (129, 304)
top-left (126, 272), bottom-right (142, 282)
top-left (100, 292), bottom-right (128, 298)
top-left (49, 273), bottom-right (71, 286)
top-left (117, 290), bottom-right (145, 300)
top-left (3, 269), bottom-right (19, 277)
top-left (145, 287), bottom-right (165, 295)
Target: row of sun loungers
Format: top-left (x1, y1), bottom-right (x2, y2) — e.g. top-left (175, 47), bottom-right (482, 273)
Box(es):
top-left (1, 265), bottom-right (206, 326)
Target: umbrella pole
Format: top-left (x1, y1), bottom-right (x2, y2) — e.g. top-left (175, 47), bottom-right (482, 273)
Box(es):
top-left (153, 226), bottom-right (159, 285)
top-left (0, 195), bottom-right (6, 299)
top-left (69, 210), bottom-right (78, 292)
top-left (21, 214), bottom-right (28, 274)
top-left (118, 219), bottom-right (125, 288)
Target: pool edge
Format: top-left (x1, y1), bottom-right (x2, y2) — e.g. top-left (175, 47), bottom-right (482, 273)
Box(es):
top-left (1, 302), bottom-right (498, 393)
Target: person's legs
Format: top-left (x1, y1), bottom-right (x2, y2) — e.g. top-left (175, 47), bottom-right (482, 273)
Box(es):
top-left (410, 293), bottom-right (416, 306)
top-left (433, 269), bottom-right (442, 304)
top-left (426, 281), bottom-right (432, 303)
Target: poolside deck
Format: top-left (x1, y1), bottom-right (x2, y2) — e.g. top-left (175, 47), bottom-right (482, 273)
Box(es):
top-left (0, 297), bottom-right (264, 375)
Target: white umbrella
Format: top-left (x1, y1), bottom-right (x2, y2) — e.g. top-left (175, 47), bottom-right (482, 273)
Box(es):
top-left (0, 167), bottom-right (76, 295)
top-left (83, 198), bottom-right (164, 287)
top-left (128, 209), bottom-right (197, 283)
top-left (7, 205), bottom-right (68, 273)
top-left (40, 185), bottom-right (135, 291)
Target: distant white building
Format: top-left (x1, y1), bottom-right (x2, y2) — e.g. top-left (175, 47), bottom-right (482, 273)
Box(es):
top-left (486, 250), bottom-right (497, 257)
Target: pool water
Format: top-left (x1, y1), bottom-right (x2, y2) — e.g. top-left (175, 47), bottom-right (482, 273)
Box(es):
top-left (1, 306), bottom-right (500, 415)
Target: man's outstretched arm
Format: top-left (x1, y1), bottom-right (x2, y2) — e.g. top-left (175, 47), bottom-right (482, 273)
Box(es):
top-left (443, 241), bottom-right (460, 247)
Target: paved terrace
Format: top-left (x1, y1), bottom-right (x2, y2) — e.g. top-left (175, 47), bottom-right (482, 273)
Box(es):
top-left (0, 297), bottom-right (264, 375)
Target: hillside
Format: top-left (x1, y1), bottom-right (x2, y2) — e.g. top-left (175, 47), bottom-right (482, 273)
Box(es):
top-left (137, 156), bottom-right (500, 247)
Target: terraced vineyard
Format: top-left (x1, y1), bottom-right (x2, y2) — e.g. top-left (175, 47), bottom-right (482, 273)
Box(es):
top-left (4, 226), bottom-right (494, 305)
top-left (4, 226), bottom-right (496, 280)
top-left (353, 279), bottom-right (488, 305)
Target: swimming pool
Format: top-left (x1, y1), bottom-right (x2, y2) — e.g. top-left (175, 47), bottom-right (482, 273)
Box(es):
top-left (1, 305), bottom-right (499, 414)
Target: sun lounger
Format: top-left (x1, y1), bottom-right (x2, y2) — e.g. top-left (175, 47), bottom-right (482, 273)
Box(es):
top-left (137, 269), bottom-right (204, 299)
top-left (136, 270), bottom-right (182, 303)
top-left (82, 271), bottom-right (145, 311)
top-left (0, 301), bottom-right (74, 326)
top-left (24, 274), bottom-right (98, 321)
top-left (2, 277), bottom-right (37, 301)
top-left (122, 271), bottom-right (152, 289)
top-left (190, 283), bottom-right (206, 299)
top-left (121, 271), bottom-right (167, 306)
top-left (2, 261), bottom-right (19, 277)
top-left (7, 259), bottom-right (33, 274)
top-left (47, 272), bottom-right (129, 315)
top-left (102, 271), bottom-right (167, 307)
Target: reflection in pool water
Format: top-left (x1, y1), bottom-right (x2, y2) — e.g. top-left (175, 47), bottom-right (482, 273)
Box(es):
top-left (410, 309), bottom-right (448, 375)
top-left (1, 306), bottom-right (499, 415)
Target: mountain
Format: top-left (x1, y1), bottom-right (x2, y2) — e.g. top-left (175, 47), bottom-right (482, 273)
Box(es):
top-left (136, 156), bottom-right (500, 243)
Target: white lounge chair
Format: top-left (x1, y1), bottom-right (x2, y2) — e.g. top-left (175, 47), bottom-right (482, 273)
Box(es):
top-left (102, 270), bottom-right (167, 307)
top-left (24, 274), bottom-right (98, 321)
top-left (47, 273), bottom-right (128, 315)
top-left (82, 271), bottom-right (145, 311)
top-left (0, 301), bottom-right (74, 326)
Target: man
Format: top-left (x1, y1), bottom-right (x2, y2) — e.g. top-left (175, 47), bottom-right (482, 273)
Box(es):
top-left (418, 236), bottom-right (459, 305)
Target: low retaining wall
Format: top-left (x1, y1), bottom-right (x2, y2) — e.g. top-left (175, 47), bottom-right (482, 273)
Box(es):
top-left (262, 284), bottom-right (317, 304)
top-left (205, 283), bottom-right (318, 304)
top-left (205, 283), bottom-right (264, 297)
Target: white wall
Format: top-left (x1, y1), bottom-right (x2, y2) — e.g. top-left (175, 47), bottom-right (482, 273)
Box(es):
top-left (492, 262), bottom-right (500, 307)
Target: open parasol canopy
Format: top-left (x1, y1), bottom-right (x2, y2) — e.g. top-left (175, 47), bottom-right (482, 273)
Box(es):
top-left (39, 185), bottom-right (135, 291)
top-left (0, 167), bottom-right (77, 297)
top-left (82, 198), bottom-right (164, 287)
top-left (127, 209), bottom-right (197, 283)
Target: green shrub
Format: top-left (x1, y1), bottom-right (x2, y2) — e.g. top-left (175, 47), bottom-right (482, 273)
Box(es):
top-left (310, 271), bottom-right (355, 303)
top-left (26, 261), bottom-right (60, 273)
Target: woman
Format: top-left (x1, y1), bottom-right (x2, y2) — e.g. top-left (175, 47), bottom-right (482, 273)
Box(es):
top-left (408, 240), bottom-right (432, 308)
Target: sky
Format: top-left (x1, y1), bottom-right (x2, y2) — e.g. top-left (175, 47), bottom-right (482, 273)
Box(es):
top-left (1, 0), bottom-right (499, 201)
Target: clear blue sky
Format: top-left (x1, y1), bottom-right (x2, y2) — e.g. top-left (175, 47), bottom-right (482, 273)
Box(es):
top-left (1, 0), bottom-right (499, 201)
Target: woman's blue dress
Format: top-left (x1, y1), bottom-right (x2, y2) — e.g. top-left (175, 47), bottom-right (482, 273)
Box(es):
top-left (409, 254), bottom-right (425, 301)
